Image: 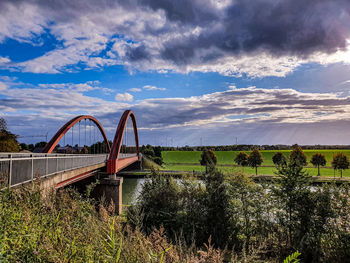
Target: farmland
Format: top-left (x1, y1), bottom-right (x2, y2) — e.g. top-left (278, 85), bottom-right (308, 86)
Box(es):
top-left (162, 150), bottom-right (350, 177)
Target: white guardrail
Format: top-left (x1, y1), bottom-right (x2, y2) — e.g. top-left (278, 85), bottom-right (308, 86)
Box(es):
top-left (0, 153), bottom-right (109, 187)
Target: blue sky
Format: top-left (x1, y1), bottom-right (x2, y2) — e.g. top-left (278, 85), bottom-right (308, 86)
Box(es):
top-left (1, 0), bottom-right (350, 146)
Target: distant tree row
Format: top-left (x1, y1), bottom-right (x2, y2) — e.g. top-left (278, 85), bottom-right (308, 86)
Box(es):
top-left (19, 141), bottom-right (46, 152)
top-left (200, 144), bottom-right (350, 177)
top-left (271, 145), bottom-right (350, 177)
top-left (234, 149), bottom-right (263, 175)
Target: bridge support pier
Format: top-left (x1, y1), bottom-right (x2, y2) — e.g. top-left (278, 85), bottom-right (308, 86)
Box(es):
top-left (95, 175), bottom-right (123, 215)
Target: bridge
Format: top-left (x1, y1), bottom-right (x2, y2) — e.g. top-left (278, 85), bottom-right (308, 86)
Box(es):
top-left (0, 110), bottom-right (141, 214)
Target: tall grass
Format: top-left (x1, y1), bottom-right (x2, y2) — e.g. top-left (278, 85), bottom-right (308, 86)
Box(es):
top-left (0, 183), bottom-right (226, 262)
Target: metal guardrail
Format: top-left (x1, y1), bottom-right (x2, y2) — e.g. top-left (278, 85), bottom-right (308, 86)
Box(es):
top-left (0, 152), bottom-right (138, 188)
top-left (0, 153), bottom-right (109, 187)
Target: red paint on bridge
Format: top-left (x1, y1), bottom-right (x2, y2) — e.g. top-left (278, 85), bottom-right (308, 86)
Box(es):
top-left (43, 110), bottom-right (140, 184)
top-left (107, 110), bottom-right (140, 174)
top-left (55, 170), bottom-right (98, 189)
top-left (43, 115), bottom-right (111, 154)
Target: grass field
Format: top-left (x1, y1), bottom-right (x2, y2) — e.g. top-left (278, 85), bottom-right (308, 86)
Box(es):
top-left (162, 150), bottom-right (350, 177)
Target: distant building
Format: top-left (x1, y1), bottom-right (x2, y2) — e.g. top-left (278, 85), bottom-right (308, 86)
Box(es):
top-left (33, 147), bottom-right (44, 153)
top-left (56, 145), bottom-right (85, 154)
top-left (56, 146), bottom-right (74, 154)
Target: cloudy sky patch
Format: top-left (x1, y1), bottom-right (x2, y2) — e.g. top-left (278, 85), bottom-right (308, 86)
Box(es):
top-left (1, 0), bottom-right (350, 145)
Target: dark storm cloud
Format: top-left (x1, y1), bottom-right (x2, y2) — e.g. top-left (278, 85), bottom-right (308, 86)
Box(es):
top-left (124, 44), bottom-right (150, 61)
top-left (155, 0), bottom-right (350, 64)
top-left (2, 0), bottom-right (349, 68)
top-left (136, 0), bottom-right (212, 23)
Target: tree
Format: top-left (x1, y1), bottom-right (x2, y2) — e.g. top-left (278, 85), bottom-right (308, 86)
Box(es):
top-left (290, 144), bottom-right (307, 166)
top-left (203, 169), bottom-right (232, 248)
top-left (35, 141), bottom-right (47, 149)
top-left (0, 118), bottom-right (7, 130)
top-left (142, 147), bottom-right (155, 158)
top-left (273, 159), bottom-right (313, 256)
top-left (153, 146), bottom-right (163, 165)
top-left (234, 152), bottom-right (248, 171)
top-left (247, 148), bottom-right (263, 175)
top-left (154, 146), bottom-right (162, 158)
top-left (200, 148), bottom-right (217, 173)
top-left (152, 156), bottom-right (163, 165)
top-left (310, 153), bottom-right (326, 176)
top-left (272, 152), bottom-right (287, 167)
top-left (28, 144), bottom-right (35, 152)
top-left (0, 118), bottom-right (20, 152)
top-left (331, 153), bottom-right (349, 178)
top-left (20, 143), bottom-right (28, 151)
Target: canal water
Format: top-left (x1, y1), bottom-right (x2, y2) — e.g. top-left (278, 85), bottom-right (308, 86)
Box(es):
top-left (122, 177), bottom-right (203, 205)
top-left (122, 178), bottom-right (147, 205)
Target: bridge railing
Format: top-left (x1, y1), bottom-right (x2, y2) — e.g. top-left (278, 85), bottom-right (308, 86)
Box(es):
top-left (0, 153), bottom-right (109, 187)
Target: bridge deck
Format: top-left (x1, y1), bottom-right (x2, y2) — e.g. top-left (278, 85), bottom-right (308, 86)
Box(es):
top-left (0, 153), bottom-right (137, 187)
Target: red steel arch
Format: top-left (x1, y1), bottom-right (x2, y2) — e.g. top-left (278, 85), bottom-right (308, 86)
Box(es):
top-left (42, 115), bottom-right (111, 154)
top-left (107, 110), bottom-right (140, 174)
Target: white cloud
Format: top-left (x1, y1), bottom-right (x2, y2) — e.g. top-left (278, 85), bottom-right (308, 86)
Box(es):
top-left (338, 79), bottom-right (350, 86)
top-left (38, 82), bottom-right (97, 92)
top-left (115, 92), bottom-right (133, 102)
top-left (143, 85), bottom-right (166, 91)
top-left (2, 78), bottom-right (350, 131)
top-left (0, 56), bottom-right (10, 65)
top-left (101, 87), bottom-right (113, 94)
top-left (2, 78), bottom-right (350, 145)
top-left (0, 82), bottom-right (7, 91)
top-left (0, 1), bottom-right (47, 43)
top-left (0, 0), bottom-right (349, 77)
top-left (129, 88), bottom-right (142, 92)
top-left (129, 86), bottom-right (350, 130)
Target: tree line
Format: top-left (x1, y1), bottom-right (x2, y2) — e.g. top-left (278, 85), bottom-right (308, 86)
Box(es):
top-left (200, 144), bottom-right (350, 177)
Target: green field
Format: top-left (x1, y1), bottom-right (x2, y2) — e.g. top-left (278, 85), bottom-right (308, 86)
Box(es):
top-left (162, 150), bottom-right (350, 177)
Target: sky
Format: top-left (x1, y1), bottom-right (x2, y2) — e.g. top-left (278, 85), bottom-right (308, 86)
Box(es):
top-left (1, 0), bottom-right (350, 146)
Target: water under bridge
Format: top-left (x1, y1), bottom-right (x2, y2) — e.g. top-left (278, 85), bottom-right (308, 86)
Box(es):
top-left (0, 110), bottom-right (141, 214)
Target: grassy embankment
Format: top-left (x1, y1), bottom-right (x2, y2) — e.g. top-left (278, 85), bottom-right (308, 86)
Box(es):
top-left (162, 150), bottom-right (350, 177)
top-left (0, 185), bottom-right (224, 262)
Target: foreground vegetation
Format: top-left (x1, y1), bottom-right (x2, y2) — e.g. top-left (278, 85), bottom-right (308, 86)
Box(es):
top-left (129, 164), bottom-right (350, 262)
top-left (1, 160), bottom-right (350, 262)
top-left (0, 184), bottom-right (231, 262)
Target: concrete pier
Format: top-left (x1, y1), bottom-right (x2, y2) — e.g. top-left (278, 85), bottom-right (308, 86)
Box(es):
top-left (95, 175), bottom-right (123, 215)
